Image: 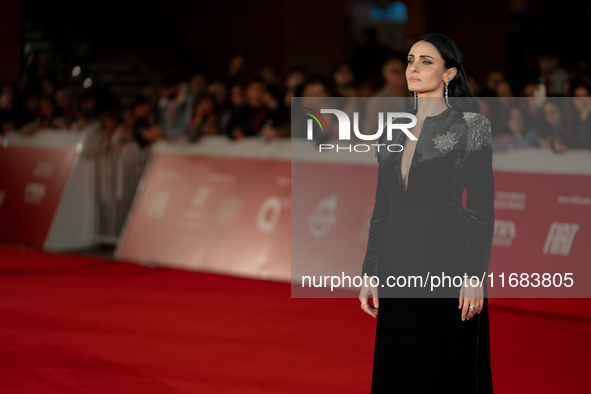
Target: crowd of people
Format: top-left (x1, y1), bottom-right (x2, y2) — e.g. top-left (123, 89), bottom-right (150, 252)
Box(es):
top-left (469, 50), bottom-right (591, 153)
top-left (1, 47), bottom-right (590, 155)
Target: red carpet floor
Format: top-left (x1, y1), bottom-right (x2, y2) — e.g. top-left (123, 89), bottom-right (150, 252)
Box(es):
top-left (0, 246), bottom-right (589, 393)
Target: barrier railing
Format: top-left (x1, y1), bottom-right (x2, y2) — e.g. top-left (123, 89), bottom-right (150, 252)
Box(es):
top-left (93, 146), bottom-right (151, 244)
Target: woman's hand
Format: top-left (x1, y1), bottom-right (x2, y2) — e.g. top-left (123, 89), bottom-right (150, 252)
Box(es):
top-left (359, 278), bottom-right (379, 318)
top-left (458, 277), bottom-right (484, 321)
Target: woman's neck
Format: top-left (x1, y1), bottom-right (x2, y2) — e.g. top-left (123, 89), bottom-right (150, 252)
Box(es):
top-left (415, 96), bottom-right (448, 119)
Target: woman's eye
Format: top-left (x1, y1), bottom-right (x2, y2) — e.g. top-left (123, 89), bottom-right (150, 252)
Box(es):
top-left (423, 61), bottom-right (431, 65)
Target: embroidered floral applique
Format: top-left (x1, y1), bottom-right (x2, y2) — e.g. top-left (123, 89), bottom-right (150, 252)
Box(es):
top-left (432, 131), bottom-right (459, 153)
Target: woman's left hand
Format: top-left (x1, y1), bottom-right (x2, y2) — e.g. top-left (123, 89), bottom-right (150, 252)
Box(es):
top-left (458, 277), bottom-right (484, 321)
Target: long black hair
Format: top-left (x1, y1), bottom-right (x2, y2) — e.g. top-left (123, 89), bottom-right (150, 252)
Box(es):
top-left (412, 33), bottom-right (480, 114)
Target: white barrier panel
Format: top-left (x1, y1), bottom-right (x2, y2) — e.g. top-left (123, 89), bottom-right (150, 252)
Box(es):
top-left (116, 136), bottom-right (291, 281)
top-left (0, 129), bottom-right (95, 250)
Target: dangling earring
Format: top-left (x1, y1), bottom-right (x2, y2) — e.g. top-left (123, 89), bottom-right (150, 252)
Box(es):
top-left (444, 81), bottom-right (451, 107)
top-left (413, 92), bottom-right (418, 110)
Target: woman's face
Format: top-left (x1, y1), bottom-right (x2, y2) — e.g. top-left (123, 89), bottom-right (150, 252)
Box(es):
top-left (522, 83), bottom-right (536, 97)
top-left (286, 71), bottom-right (304, 90)
top-left (507, 108), bottom-right (524, 134)
top-left (544, 102), bottom-right (561, 126)
top-left (123, 109), bottom-right (134, 125)
top-left (230, 85), bottom-right (244, 107)
top-left (196, 97), bottom-right (214, 114)
top-left (102, 116), bottom-right (118, 133)
top-left (406, 41), bottom-right (455, 96)
top-left (486, 71), bottom-right (504, 90)
top-left (334, 64), bottom-right (354, 86)
top-left (1, 85), bottom-right (14, 103)
top-left (573, 86), bottom-right (591, 113)
top-left (40, 98), bottom-right (54, 118)
top-left (495, 81), bottom-right (514, 97)
top-left (303, 83), bottom-right (327, 98)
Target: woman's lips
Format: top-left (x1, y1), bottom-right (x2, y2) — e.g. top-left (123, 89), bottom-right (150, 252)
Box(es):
top-left (409, 77), bottom-right (421, 82)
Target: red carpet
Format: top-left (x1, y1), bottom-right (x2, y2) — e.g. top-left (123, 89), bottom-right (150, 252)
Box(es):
top-left (0, 246), bottom-right (589, 393)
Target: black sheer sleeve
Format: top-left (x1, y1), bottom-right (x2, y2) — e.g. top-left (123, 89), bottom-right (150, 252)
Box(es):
top-left (361, 134), bottom-right (390, 278)
top-left (463, 113), bottom-right (495, 280)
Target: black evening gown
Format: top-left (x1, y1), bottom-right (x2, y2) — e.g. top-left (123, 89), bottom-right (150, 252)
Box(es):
top-left (361, 107), bottom-right (495, 393)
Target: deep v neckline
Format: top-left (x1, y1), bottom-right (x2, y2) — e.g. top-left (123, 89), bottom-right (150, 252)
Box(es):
top-left (400, 122), bottom-right (426, 194)
top-left (398, 107), bottom-right (452, 194)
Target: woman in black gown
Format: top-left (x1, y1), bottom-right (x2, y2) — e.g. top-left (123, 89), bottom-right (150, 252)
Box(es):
top-left (359, 34), bottom-right (495, 393)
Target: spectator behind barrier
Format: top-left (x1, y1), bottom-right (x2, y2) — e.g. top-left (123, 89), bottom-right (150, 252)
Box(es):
top-left (157, 70), bottom-right (195, 140)
top-left (111, 109), bottom-right (138, 148)
top-left (219, 84), bottom-right (244, 135)
top-left (20, 96), bottom-right (69, 135)
top-left (86, 109), bottom-right (122, 158)
top-left (126, 94), bottom-right (161, 149)
top-left (363, 55), bottom-right (410, 137)
top-left (131, 94), bottom-right (153, 124)
top-left (226, 76), bottom-right (280, 140)
top-left (566, 78), bottom-right (591, 150)
top-left (189, 73), bottom-right (208, 96)
top-left (54, 89), bottom-right (73, 125)
top-left (291, 76), bottom-right (332, 144)
top-left (493, 104), bottom-right (539, 152)
top-left (133, 118), bottom-right (164, 148)
top-left (0, 82), bottom-right (18, 133)
top-left (71, 91), bottom-right (99, 132)
top-left (541, 97), bottom-right (570, 153)
top-left (537, 49), bottom-right (570, 97)
top-left (187, 92), bottom-right (220, 142)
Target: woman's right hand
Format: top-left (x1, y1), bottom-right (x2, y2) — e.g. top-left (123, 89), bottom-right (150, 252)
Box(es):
top-left (359, 279), bottom-right (379, 318)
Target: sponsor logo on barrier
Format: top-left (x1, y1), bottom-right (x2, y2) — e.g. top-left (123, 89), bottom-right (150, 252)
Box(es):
top-left (543, 222), bottom-right (579, 256)
top-left (257, 196), bottom-right (288, 233)
top-left (147, 192), bottom-right (171, 217)
top-left (557, 195), bottom-right (591, 205)
top-left (24, 183), bottom-right (46, 204)
top-left (308, 194), bottom-right (338, 238)
top-left (495, 191), bottom-right (526, 210)
top-left (216, 195), bottom-right (243, 226)
top-left (276, 176), bottom-right (291, 187)
top-left (32, 162), bottom-right (54, 178)
top-left (493, 220), bottom-right (516, 247)
top-left (191, 187), bottom-right (211, 207)
top-left (209, 173), bottom-right (236, 183)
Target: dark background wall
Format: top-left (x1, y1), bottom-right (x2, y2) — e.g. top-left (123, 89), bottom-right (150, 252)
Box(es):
top-left (0, 0), bottom-right (20, 82)
top-left (13, 0), bottom-right (510, 81)
top-left (4, 0), bottom-right (591, 93)
top-left (42, 0), bottom-right (350, 81)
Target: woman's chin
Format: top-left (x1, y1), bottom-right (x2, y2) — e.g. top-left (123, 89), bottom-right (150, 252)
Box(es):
top-left (408, 86), bottom-right (426, 94)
